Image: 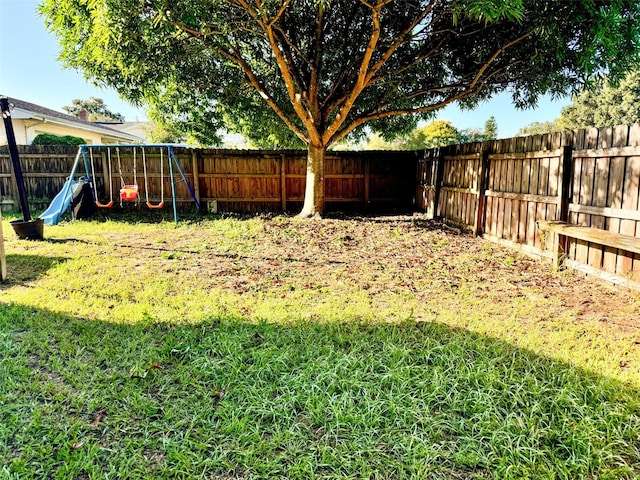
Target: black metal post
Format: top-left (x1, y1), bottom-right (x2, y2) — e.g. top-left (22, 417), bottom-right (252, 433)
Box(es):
top-left (1, 97), bottom-right (31, 221)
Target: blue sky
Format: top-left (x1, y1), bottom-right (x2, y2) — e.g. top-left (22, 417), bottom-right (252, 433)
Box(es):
top-left (2, 0), bottom-right (570, 137)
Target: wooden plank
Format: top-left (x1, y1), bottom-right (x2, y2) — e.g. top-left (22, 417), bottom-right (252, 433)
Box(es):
top-left (523, 153), bottom-right (539, 246)
top-left (603, 154), bottom-right (627, 272)
top-left (1, 173), bottom-right (69, 178)
top-left (576, 150), bottom-right (596, 264)
top-left (566, 259), bottom-right (640, 291)
top-left (488, 148), bottom-right (563, 160)
top-left (0, 208), bottom-right (5, 281)
top-left (191, 173), bottom-right (282, 179)
top-left (433, 149), bottom-right (446, 217)
top-left (485, 190), bottom-right (558, 205)
top-left (618, 157), bottom-right (640, 274)
top-left (537, 221), bottom-right (640, 255)
top-left (482, 233), bottom-right (551, 259)
top-left (364, 157), bottom-right (370, 207)
top-left (280, 155), bottom-right (287, 211)
top-left (509, 157), bottom-right (522, 241)
top-left (473, 151), bottom-right (491, 237)
top-left (567, 203), bottom-right (640, 221)
top-left (0, 153), bottom-right (79, 159)
top-left (191, 151), bottom-right (201, 206)
top-left (443, 153), bottom-right (481, 161)
top-left (588, 154), bottom-right (610, 268)
top-left (573, 145), bottom-right (640, 158)
top-left (201, 195), bottom-right (398, 203)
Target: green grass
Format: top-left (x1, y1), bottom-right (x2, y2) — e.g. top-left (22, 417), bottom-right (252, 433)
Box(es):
top-left (0, 212), bottom-right (639, 479)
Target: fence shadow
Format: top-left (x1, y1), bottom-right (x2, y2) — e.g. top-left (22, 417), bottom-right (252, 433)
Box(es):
top-left (0, 253), bottom-right (68, 289)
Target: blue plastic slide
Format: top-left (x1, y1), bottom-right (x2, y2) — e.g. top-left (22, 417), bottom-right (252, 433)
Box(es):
top-left (40, 177), bottom-right (76, 225)
top-left (39, 149), bottom-right (84, 225)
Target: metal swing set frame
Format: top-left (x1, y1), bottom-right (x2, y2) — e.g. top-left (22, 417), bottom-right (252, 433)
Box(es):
top-left (42, 144), bottom-right (200, 226)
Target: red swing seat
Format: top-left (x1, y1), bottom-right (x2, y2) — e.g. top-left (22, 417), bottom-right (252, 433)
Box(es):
top-left (120, 185), bottom-right (139, 201)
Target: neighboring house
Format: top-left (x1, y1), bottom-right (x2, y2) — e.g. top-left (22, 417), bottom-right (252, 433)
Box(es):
top-left (0, 96), bottom-right (144, 145)
top-left (95, 121), bottom-right (153, 143)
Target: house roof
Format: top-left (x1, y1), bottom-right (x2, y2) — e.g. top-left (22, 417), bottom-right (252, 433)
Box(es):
top-left (3, 96), bottom-right (143, 142)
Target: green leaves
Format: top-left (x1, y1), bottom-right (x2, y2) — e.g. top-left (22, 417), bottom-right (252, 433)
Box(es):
top-left (454, 0), bottom-right (525, 24)
top-left (559, 69), bottom-right (640, 130)
top-left (39, 0), bottom-right (640, 153)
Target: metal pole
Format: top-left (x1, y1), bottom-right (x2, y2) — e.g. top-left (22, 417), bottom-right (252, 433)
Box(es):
top-left (168, 148), bottom-right (178, 226)
top-left (1, 97), bottom-right (31, 221)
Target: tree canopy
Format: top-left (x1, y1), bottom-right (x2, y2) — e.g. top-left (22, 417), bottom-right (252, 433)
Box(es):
top-left (517, 120), bottom-right (562, 136)
top-left (63, 97), bottom-right (125, 122)
top-left (41, 0), bottom-right (640, 216)
top-left (407, 120), bottom-right (460, 149)
top-left (517, 69), bottom-right (640, 135)
top-left (559, 70), bottom-right (640, 130)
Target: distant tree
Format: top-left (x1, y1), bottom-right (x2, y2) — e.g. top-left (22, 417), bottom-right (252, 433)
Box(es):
top-left (558, 70), bottom-right (640, 130)
top-left (42, 0), bottom-right (640, 217)
top-left (406, 120), bottom-right (459, 149)
top-left (458, 127), bottom-right (486, 144)
top-left (517, 120), bottom-right (563, 136)
top-left (62, 97), bottom-right (125, 122)
top-left (364, 133), bottom-right (404, 150)
top-left (456, 117), bottom-right (498, 143)
top-left (484, 116), bottom-right (498, 140)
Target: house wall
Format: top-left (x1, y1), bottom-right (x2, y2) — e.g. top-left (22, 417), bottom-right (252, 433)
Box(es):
top-left (0, 118), bottom-right (134, 146)
top-left (24, 120), bottom-right (103, 144)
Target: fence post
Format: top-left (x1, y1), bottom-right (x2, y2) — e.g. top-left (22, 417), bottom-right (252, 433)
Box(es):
top-left (191, 150), bottom-right (201, 206)
top-left (551, 142), bottom-right (574, 267)
top-left (280, 154), bottom-right (287, 211)
top-left (100, 151), bottom-right (108, 197)
top-left (557, 144), bottom-right (573, 223)
top-left (364, 156), bottom-right (370, 209)
top-left (432, 146), bottom-right (446, 219)
top-left (0, 208), bottom-right (6, 281)
top-left (473, 149), bottom-right (491, 236)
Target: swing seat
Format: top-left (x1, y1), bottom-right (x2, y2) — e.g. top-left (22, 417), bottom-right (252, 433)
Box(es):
top-left (146, 201), bottom-right (165, 210)
top-left (95, 200), bottom-right (114, 208)
top-left (120, 185), bottom-right (139, 201)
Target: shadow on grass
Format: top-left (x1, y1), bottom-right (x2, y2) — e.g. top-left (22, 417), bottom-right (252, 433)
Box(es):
top-left (68, 207), bottom-right (204, 225)
top-left (1, 302), bottom-right (638, 479)
top-left (0, 254), bottom-right (68, 289)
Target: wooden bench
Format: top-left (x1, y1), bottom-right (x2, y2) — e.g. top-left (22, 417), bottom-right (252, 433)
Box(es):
top-left (537, 220), bottom-right (640, 268)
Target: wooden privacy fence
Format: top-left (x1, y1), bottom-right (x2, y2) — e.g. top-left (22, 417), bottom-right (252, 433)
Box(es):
top-left (0, 145), bottom-right (417, 213)
top-left (417, 125), bottom-right (640, 290)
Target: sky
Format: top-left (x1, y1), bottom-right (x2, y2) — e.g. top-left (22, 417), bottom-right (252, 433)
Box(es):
top-left (1, 0), bottom-right (570, 138)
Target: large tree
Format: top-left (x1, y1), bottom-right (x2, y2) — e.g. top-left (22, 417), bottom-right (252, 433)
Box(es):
top-left (41, 0), bottom-right (640, 217)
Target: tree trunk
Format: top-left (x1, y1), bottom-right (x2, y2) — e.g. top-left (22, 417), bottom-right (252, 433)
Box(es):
top-left (299, 143), bottom-right (326, 218)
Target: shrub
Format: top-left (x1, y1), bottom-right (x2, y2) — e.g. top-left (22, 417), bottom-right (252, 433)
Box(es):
top-left (32, 133), bottom-right (86, 146)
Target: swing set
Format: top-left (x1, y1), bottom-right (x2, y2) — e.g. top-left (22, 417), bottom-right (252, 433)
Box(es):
top-left (88, 146), bottom-right (166, 208)
top-left (81, 144), bottom-right (200, 225)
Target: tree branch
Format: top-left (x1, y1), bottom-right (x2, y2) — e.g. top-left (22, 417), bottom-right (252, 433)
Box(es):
top-left (322, 3), bottom-right (383, 144)
top-left (327, 49), bottom-right (532, 145)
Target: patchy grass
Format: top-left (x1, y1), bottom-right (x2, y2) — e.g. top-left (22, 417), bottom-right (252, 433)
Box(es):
top-left (1, 212), bottom-right (639, 479)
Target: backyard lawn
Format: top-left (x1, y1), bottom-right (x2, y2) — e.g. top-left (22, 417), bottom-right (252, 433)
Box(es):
top-left (1, 212), bottom-right (639, 479)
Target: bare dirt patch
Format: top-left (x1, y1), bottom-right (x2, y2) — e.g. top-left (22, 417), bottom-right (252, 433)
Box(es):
top-left (106, 213), bottom-right (639, 327)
